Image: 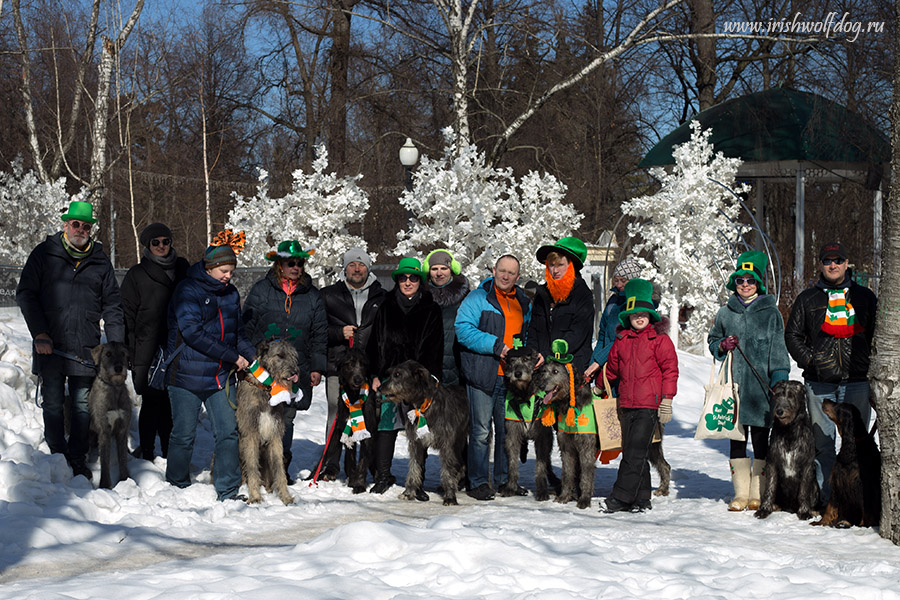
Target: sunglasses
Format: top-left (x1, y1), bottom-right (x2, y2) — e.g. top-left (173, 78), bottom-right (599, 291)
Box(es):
top-left (734, 277), bottom-right (757, 286)
top-left (397, 274), bottom-right (421, 283)
top-left (151, 238), bottom-right (171, 247)
top-left (284, 260), bottom-right (304, 268)
top-left (67, 220), bottom-right (92, 232)
top-left (822, 257), bottom-right (846, 266)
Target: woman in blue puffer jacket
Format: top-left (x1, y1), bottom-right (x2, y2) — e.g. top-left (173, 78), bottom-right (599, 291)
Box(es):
top-left (164, 231), bottom-right (256, 502)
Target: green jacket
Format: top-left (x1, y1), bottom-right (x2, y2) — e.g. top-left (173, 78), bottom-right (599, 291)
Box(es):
top-left (707, 294), bottom-right (790, 428)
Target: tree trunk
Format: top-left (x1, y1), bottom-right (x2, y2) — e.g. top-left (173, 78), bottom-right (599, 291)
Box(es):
top-left (690, 0), bottom-right (716, 111)
top-left (327, 0), bottom-right (358, 173)
top-left (870, 1), bottom-right (900, 545)
top-left (11, 0), bottom-right (49, 183)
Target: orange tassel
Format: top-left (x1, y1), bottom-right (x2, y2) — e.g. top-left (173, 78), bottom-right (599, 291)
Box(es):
top-left (565, 363), bottom-right (576, 426)
top-left (540, 406), bottom-right (556, 426)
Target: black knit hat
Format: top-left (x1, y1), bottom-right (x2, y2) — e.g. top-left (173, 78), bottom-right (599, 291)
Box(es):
top-left (139, 223), bottom-right (173, 248)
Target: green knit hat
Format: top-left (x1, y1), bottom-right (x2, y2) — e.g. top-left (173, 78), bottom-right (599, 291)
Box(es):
top-left (392, 257), bottom-right (424, 281)
top-left (60, 201), bottom-right (97, 224)
top-left (618, 278), bottom-right (661, 328)
top-left (265, 240), bottom-right (313, 262)
top-left (726, 251), bottom-right (767, 294)
top-left (536, 237), bottom-right (587, 270)
top-left (546, 339), bottom-right (573, 364)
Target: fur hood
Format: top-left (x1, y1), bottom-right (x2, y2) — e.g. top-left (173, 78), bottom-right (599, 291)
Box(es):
top-left (616, 316), bottom-right (670, 336)
top-left (428, 273), bottom-right (469, 308)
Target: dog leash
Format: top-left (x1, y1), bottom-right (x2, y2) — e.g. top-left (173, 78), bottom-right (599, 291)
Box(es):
top-left (51, 349), bottom-right (98, 371)
top-left (732, 344), bottom-right (774, 396)
top-left (308, 407), bottom-right (341, 487)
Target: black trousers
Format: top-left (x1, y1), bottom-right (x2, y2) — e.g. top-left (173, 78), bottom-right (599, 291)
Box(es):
top-left (611, 407), bottom-right (658, 504)
top-left (139, 386), bottom-right (172, 459)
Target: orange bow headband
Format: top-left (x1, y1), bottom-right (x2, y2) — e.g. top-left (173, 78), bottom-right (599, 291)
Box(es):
top-left (210, 229), bottom-right (246, 255)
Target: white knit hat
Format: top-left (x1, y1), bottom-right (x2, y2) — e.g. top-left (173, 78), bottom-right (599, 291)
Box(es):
top-left (613, 257), bottom-right (642, 280)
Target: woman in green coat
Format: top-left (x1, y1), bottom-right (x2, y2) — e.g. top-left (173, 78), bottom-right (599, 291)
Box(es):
top-left (707, 251), bottom-right (790, 512)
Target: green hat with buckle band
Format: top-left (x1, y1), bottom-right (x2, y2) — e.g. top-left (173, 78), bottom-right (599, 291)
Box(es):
top-left (60, 201), bottom-right (97, 224)
top-left (726, 250), bottom-right (767, 294)
top-left (392, 257), bottom-right (424, 281)
top-left (618, 278), bottom-right (661, 328)
top-left (546, 339), bottom-right (573, 364)
top-left (535, 236), bottom-right (588, 270)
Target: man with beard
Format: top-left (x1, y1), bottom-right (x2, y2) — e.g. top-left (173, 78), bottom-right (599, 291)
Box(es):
top-left (319, 248), bottom-right (385, 479)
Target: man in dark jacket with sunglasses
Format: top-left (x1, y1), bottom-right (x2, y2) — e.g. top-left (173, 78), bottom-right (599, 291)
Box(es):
top-left (784, 241), bottom-right (877, 504)
top-left (16, 201), bottom-right (125, 481)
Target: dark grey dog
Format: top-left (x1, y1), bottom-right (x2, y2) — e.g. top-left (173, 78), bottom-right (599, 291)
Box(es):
top-left (380, 360), bottom-right (468, 506)
top-left (755, 380), bottom-right (819, 520)
top-left (325, 349), bottom-right (376, 494)
top-left (88, 342), bottom-right (132, 489)
top-left (533, 360), bottom-right (598, 509)
top-left (501, 346), bottom-right (556, 501)
top-left (236, 340), bottom-right (299, 505)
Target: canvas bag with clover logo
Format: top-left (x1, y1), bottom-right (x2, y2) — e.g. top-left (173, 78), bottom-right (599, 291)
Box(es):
top-left (694, 351), bottom-right (746, 441)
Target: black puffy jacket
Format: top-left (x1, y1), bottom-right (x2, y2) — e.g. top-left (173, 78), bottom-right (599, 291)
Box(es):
top-left (526, 276), bottom-right (595, 373)
top-left (320, 274), bottom-right (385, 375)
top-left (121, 253), bottom-right (190, 393)
top-left (367, 287), bottom-right (443, 381)
top-left (785, 274), bottom-right (877, 383)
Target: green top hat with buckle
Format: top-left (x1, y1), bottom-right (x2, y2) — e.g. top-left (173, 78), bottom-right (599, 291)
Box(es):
top-left (618, 278), bottom-right (661, 328)
top-left (535, 236), bottom-right (587, 270)
top-left (547, 339), bottom-right (573, 364)
top-left (266, 240), bottom-right (313, 262)
top-left (60, 201), bottom-right (97, 224)
top-left (392, 257), bottom-right (424, 281)
top-left (726, 250), bottom-right (767, 294)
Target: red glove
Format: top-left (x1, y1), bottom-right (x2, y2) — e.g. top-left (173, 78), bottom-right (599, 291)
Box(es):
top-left (719, 336), bottom-right (739, 352)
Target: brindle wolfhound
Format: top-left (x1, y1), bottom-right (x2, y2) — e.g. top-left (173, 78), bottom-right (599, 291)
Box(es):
top-left (88, 342), bottom-right (133, 489)
top-left (236, 340), bottom-right (299, 505)
top-left (380, 360), bottom-right (468, 506)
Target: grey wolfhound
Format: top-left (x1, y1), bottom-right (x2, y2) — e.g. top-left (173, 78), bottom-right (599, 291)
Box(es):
top-left (755, 380), bottom-right (819, 520)
top-left (380, 360), bottom-right (468, 506)
top-left (501, 345), bottom-right (556, 501)
top-left (88, 342), bottom-right (133, 489)
top-left (236, 340), bottom-right (299, 505)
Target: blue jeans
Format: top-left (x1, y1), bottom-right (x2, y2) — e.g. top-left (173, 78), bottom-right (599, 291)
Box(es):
top-left (41, 370), bottom-right (93, 464)
top-left (805, 380), bottom-right (871, 502)
top-left (467, 376), bottom-right (508, 489)
top-left (166, 386), bottom-right (241, 501)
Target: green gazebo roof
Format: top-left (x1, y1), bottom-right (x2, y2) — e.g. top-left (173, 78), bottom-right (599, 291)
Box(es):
top-left (639, 88), bottom-right (889, 168)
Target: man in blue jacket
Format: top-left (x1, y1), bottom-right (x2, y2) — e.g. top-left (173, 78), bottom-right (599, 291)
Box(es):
top-left (17, 201), bottom-right (125, 480)
top-left (455, 255), bottom-right (531, 500)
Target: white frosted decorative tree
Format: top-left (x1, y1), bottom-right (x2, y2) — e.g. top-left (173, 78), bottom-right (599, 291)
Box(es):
top-left (226, 146), bottom-right (373, 278)
top-left (0, 159), bottom-right (74, 265)
top-left (396, 130), bottom-right (582, 283)
top-left (621, 121), bottom-right (748, 351)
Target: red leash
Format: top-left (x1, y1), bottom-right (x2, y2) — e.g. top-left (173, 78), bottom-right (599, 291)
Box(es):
top-left (309, 334), bottom-right (354, 487)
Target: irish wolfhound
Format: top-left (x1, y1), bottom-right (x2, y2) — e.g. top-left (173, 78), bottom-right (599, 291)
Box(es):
top-left (501, 346), bottom-right (556, 501)
top-left (755, 381), bottom-right (819, 520)
top-left (88, 342), bottom-right (132, 489)
top-left (236, 340), bottom-right (299, 505)
top-left (325, 349), bottom-right (376, 493)
top-left (812, 400), bottom-right (881, 528)
top-left (380, 360), bottom-right (468, 506)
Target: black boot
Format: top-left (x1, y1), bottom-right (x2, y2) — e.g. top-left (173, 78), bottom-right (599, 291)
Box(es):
top-left (369, 430), bottom-right (397, 494)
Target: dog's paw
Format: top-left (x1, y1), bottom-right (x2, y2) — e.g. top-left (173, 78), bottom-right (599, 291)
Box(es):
top-left (555, 494), bottom-right (572, 504)
top-left (278, 494), bottom-right (295, 506)
top-left (754, 508), bottom-right (771, 519)
top-left (399, 490), bottom-right (416, 501)
top-left (653, 487), bottom-right (669, 497)
top-left (797, 511), bottom-right (812, 520)
top-left (535, 490), bottom-right (550, 502)
top-left (576, 498), bottom-right (592, 510)
top-left (351, 485), bottom-right (367, 494)
top-left (246, 494), bottom-right (263, 505)
top-left (442, 497), bottom-right (458, 506)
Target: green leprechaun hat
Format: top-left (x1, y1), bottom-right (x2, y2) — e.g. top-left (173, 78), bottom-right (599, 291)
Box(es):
top-left (60, 201), bottom-right (97, 224)
top-left (618, 278), bottom-right (661, 328)
top-left (392, 257), bottom-right (424, 281)
top-left (265, 240), bottom-right (314, 262)
top-left (535, 236), bottom-right (588, 270)
top-left (726, 250), bottom-right (767, 294)
top-left (546, 339), bottom-right (574, 364)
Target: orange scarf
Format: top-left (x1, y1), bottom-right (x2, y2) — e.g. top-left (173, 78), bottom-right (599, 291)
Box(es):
top-left (545, 261), bottom-right (576, 303)
top-left (281, 278), bottom-right (298, 313)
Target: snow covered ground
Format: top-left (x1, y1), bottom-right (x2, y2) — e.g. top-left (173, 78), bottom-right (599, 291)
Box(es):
top-left (1, 309), bottom-right (899, 599)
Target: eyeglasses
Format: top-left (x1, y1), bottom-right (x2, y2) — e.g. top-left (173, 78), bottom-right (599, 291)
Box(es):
top-left (67, 220), bottom-right (92, 232)
top-left (822, 257), bottom-right (846, 266)
top-left (151, 238), bottom-right (171, 247)
top-left (734, 277), bottom-right (757, 286)
top-left (397, 274), bottom-right (420, 283)
top-left (284, 260), bottom-right (303, 268)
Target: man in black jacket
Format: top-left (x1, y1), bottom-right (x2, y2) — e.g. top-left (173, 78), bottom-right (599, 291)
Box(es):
top-left (785, 241), bottom-right (877, 503)
top-left (319, 248), bottom-right (385, 478)
top-left (16, 201), bottom-right (125, 480)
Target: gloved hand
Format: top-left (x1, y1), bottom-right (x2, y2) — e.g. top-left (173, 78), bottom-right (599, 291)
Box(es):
top-left (658, 398), bottom-right (673, 424)
top-left (719, 336), bottom-right (739, 352)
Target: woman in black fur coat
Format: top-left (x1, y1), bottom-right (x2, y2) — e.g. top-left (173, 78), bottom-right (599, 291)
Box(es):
top-left (121, 223), bottom-right (189, 460)
top-left (367, 257), bottom-right (443, 494)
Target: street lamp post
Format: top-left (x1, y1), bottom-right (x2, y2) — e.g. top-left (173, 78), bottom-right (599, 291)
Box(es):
top-left (399, 137), bottom-right (419, 192)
